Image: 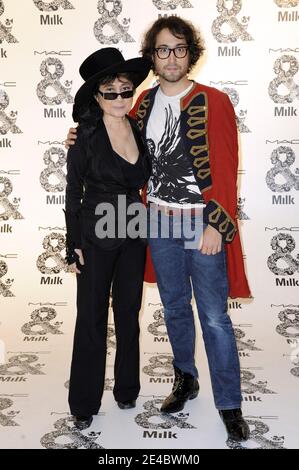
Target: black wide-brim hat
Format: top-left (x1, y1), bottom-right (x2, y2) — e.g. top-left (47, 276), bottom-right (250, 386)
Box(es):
top-left (73, 47), bottom-right (151, 121)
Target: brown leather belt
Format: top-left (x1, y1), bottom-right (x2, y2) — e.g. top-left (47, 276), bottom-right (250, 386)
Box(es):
top-left (148, 201), bottom-right (204, 217)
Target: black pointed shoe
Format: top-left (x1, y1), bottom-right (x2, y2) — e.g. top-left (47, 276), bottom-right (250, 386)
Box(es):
top-left (73, 415), bottom-right (93, 430)
top-left (117, 400), bottom-right (136, 410)
top-left (219, 408), bottom-right (250, 441)
top-left (160, 366), bottom-right (199, 413)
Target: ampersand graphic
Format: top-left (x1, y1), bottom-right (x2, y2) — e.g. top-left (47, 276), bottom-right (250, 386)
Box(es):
top-left (276, 308), bottom-right (299, 338)
top-left (0, 176), bottom-right (24, 221)
top-left (0, 397), bottom-right (19, 427)
top-left (147, 308), bottom-right (168, 337)
top-left (0, 90), bottom-right (22, 135)
top-left (234, 328), bottom-right (261, 351)
top-left (222, 87), bottom-right (250, 133)
top-left (37, 232), bottom-right (72, 274)
top-left (0, 1), bottom-right (18, 44)
top-left (268, 55), bottom-right (299, 104)
top-left (266, 146), bottom-right (299, 192)
top-left (267, 233), bottom-right (299, 276)
top-left (94, 0), bottom-right (134, 45)
top-left (152, 0), bottom-right (193, 9)
top-left (241, 370), bottom-right (276, 394)
top-left (40, 147), bottom-right (66, 193)
top-left (21, 307), bottom-right (63, 336)
top-left (33, 0), bottom-right (74, 11)
top-left (36, 58), bottom-right (73, 106)
top-left (142, 354), bottom-right (173, 377)
top-left (135, 398), bottom-right (196, 429)
top-left (40, 417), bottom-right (104, 449)
top-left (227, 419), bottom-right (285, 449)
top-left (274, 0), bottom-right (299, 7)
top-left (0, 354), bottom-right (45, 375)
top-left (0, 260), bottom-right (14, 297)
top-left (212, 0), bottom-right (253, 43)
top-left (107, 325), bottom-right (116, 349)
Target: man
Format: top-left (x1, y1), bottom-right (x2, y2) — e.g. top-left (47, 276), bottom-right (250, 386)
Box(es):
top-left (66, 16), bottom-right (251, 442)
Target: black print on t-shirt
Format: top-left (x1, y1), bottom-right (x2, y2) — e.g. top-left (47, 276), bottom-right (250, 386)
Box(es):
top-left (146, 105), bottom-right (204, 204)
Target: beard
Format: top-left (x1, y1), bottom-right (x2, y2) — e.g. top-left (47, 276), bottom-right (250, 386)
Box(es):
top-left (156, 64), bottom-right (189, 83)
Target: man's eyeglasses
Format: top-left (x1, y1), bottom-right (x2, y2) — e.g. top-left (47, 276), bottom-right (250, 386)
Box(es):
top-left (154, 46), bottom-right (189, 59)
top-left (97, 90), bottom-right (134, 100)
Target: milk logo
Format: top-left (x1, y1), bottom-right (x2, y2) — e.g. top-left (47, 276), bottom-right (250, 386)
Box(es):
top-left (152, 0), bottom-right (193, 10)
top-left (94, 0), bottom-right (134, 45)
top-left (0, 1), bottom-right (18, 45)
top-left (0, 259), bottom-right (14, 297)
top-left (21, 306), bottom-right (63, 337)
top-left (0, 89), bottom-right (22, 136)
top-left (40, 146), bottom-right (66, 195)
top-left (267, 233), bottom-right (299, 277)
top-left (227, 418), bottom-right (286, 449)
top-left (222, 87), bottom-right (250, 133)
top-left (40, 416), bottom-right (104, 449)
top-left (266, 146), bottom-right (299, 193)
top-left (135, 398), bottom-right (195, 439)
top-left (275, 0), bottom-right (299, 21)
top-left (268, 55), bottom-right (299, 105)
top-left (212, 0), bottom-right (253, 48)
top-left (33, 0), bottom-right (74, 26)
top-left (36, 57), bottom-right (73, 115)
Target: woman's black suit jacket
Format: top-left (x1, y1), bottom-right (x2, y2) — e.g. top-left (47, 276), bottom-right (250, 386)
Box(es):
top-left (63, 113), bottom-right (151, 263)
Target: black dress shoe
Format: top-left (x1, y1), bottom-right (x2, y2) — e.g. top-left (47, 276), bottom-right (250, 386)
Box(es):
top-left (73, 415), bottom-right (93, 430)
top-left (219, 408), bottom-right (250, 441)
top-left (117, 400), bottom-right (136, 410)
top-left (160, 366), bottom-right (199, 414)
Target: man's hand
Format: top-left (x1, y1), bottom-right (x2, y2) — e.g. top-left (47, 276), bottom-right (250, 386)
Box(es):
top-left (70, 248), bottom-right (85, 274)
top-left (64, 126), bottom-right (78, 149)
top-left (198, 225), bottom-right (222, 255)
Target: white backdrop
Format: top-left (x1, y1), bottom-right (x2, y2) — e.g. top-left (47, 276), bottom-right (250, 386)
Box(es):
top-left (0, 0), bottom-right (299, 449)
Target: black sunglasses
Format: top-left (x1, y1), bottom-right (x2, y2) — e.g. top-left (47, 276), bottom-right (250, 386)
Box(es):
top-left (97, 90), bottom-right (134, 100)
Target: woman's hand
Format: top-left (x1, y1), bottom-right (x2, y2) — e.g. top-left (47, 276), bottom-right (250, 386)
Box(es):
top-left (198, 225), bottom-right (222, 255)
top-left (70, 248), bottom-right (85, 274)
top-left (64, 126), bottom-right (78, 149)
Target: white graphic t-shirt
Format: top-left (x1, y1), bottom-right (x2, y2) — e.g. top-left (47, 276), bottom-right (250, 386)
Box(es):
top-left (146, 83), bottom-right (205, 208)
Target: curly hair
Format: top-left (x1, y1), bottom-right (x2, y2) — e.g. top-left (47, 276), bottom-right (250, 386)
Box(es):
top-left (141, 16), bottom-right (205, 73)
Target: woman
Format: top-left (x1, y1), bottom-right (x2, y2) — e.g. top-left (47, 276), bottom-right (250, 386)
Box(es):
top-left (64, 48), bottom-right (151, 430)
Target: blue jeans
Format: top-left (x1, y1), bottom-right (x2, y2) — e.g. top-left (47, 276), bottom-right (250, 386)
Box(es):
top-left (147, 208), bottom-right (242, 410)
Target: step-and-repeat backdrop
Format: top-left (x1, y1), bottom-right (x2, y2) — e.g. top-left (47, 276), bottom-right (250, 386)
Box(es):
top-left (0, 0), bottom-right (298, 449)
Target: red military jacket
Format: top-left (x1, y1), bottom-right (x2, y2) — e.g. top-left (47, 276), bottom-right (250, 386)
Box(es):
top-left (130, 81), bottom-right (251, 299)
